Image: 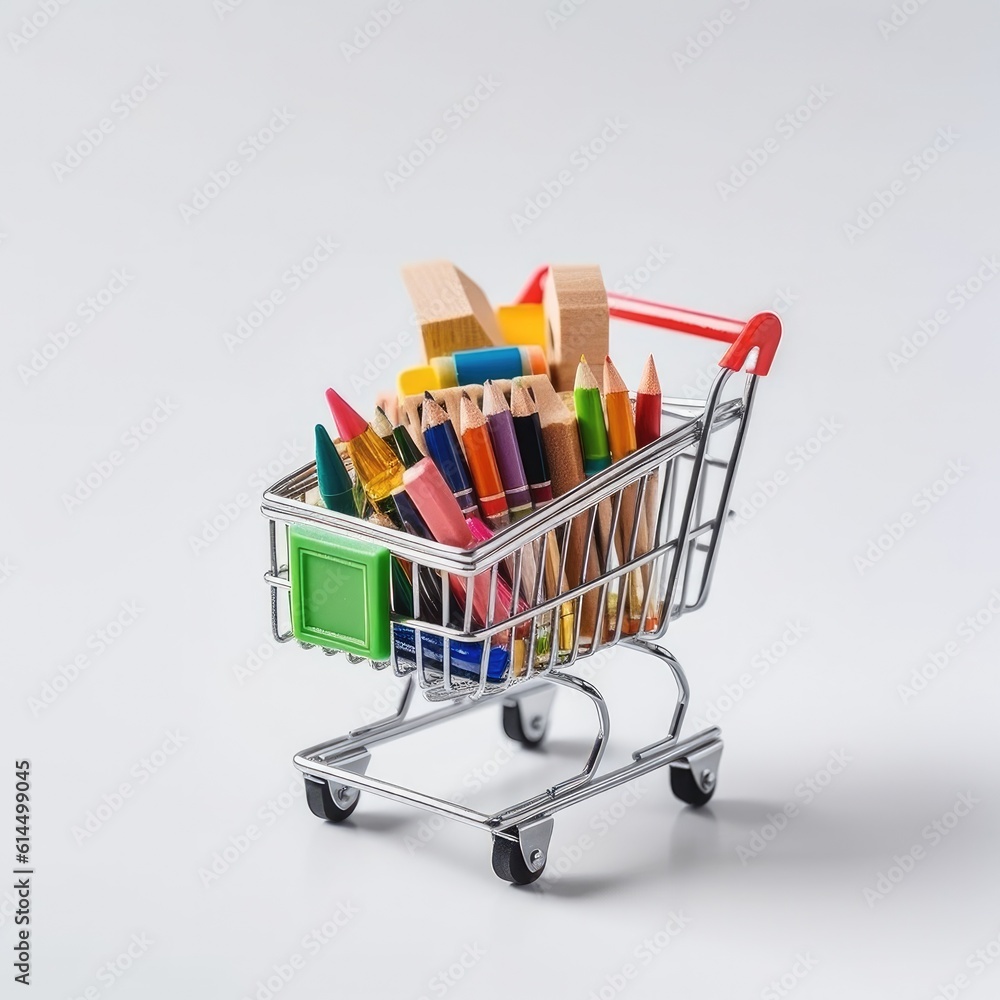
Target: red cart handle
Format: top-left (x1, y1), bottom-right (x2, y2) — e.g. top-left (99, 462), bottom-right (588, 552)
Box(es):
top-left (515, 265), bottom-right (781, 377)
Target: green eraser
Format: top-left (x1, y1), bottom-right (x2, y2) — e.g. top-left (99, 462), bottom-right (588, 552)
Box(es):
top-left (288, 524), bottom-right (391, 660)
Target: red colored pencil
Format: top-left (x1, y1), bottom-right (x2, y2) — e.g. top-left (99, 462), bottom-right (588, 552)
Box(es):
top-left (635, 355), bottom-right (662, 449)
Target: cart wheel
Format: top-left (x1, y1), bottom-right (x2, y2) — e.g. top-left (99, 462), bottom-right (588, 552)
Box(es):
top-left (492, 831), bottom-right (545, 886)
top-left (669, 763), bottom-right (716, 807)
top-left (304, 776), bottom-right (360, 822)
top-left (501, 702), bottom-right (546, 748)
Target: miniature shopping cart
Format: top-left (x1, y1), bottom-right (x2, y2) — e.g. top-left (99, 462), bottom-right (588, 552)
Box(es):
top-left (261, 266), bottom-right (781, 884)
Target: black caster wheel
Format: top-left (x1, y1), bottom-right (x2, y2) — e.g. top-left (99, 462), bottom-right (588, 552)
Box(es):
top-left (669, 763), bottom-right (716, 807)
top-left (492, 832), bottom-right (545, 885)
top-left (304, 776), bottom-right (360, 822)
top-left (502, 701), bottom-right (546, 748)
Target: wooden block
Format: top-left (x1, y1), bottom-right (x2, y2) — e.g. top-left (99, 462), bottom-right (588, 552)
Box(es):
top-left (401, 260), bottom-right (504, 362)
top-left (543, 265), bottom-right (609, 392)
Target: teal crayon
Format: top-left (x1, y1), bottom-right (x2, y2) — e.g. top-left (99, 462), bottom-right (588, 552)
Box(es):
top-left (315, 424), bottom-right (354, 514)
top-left (315, 423), bottom-right (411, 614)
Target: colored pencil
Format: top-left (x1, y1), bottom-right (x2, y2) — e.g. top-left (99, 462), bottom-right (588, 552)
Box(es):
top-left (603, 356), bottom-right (649, 636)
top-left (510, 379), bottom-right (553, 507)
top-left (372, 405), bottom-right (395, 445)
top-left (635, 355), bottom-right (662, 449)
top-left (529, 378), bottom-right (603, 643)
top-left (458, 391), bottom-right (510, 531)
top-left (325, 388), bottom-right (403, 508)
top-left (574, 356), bottom-right (611, 477)
top-left (314, 424), bottom-right (354, 514)
top-left (603, 356), bottom-right (637, 462)
top-left (421, 392), bottom-right (479, 518)
top-left (512, 378), bottom-right (574, 651)
top-left (635, 354), bottom-right (663, 629)
top-left (391, 422), bottom-right (424, 469)
top-left (482, 380), bottom-right (533, 522)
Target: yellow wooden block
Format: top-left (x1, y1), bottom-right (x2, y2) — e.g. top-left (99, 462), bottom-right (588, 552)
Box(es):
top-left (496, 303), bottom-right (547, 350)
top-left (397, 365), bottom-right (439, 399)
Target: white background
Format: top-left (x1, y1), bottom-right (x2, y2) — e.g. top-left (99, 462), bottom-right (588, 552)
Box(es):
top-left (2, 0), bottom-right (999, 997)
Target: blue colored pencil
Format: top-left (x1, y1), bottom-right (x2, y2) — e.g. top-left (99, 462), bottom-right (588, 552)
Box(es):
top-left (420, 392), bottom-right (479, 518)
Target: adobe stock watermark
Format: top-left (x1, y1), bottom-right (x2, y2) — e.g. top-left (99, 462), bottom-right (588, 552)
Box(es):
top-left (897, 588), bottom-right (1000, 705)
top-left (51, 66), bottom-right (168, 181)
top-left (17, 268), bottom-right (135, 385)
top-left (540, 780), bottom-right (647, 884)
top-left (878, 0), bottom-right (936, 40)
top-left (690, 620), bottom-right (808, 729)
top-left (730, 416), bottom-right (844, 531)
top-left (222, 237), bottom-right (338, 351)
top-left (672, 0), bottom-right (762, 72)
top-left (760, 954), bottom-right (819, 1000)
top-left (178, 107), bottom-right (294, 223)
top-left (404, 742), bottom-right (518, 855)
top-left (843, 127), bottom-right (958, 244)
top-left (0, 557), bottom-right (16, 586)
top-left (862, 791), bottom-right (979, 907)
top-left (61, 397), bottom-right (180, 513)
top-left (189, 439), bottom-right (307, 555)
top-left (72, 731), bottom-right (190, 845)
top-left (238, 905), bottom-right (359, 1000)
top-left (854, 459), bottom-right (970, 575)
top-left (384, 76), bottom-right (501, 192)
top-left (737, 750), bottom-right (853, 864)
top-left (198, 775), bottom-right (305, 887)
top-left (415, 944), bottom-right (486, 1000)
top-left (587, 913), bottom-right (693, 1000)
top-left (341, 0), bottom-right (414, 61)
top-left (931, 927), bottom-right (1000, 1000)
top-left (717, 86), bottom-right (833, 202)
top-left (511, 117), bottom-right (627, 233)
top-left (27, 601), bottom-right (144, 718)
top-left (349, 328), bottom-right (415, 394)
top-left (8, 0), bottom-right (75, 54)
top-left (69, 932), bottom-right (154, 999)
top-left (887, 255), bottom-right (999, 372)
top-left (545, 0), bottom-right (593, 29)
top-left (214, 0), bottom-right (247, 20)
top-left (611, 246), bottom-right (671, 295)
top-left (232, 631), bottom-right (285, 685)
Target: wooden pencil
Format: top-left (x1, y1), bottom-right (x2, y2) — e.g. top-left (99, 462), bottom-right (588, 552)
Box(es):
top-left (530, 376), bottom-right (609, 645)
top-left (372, 405), bottom-right (395, 444)
top-left (421, 393), bottom-right (479, 518)
top-left (636, 355), bottom-right (662, 629)
top-left (458, 391), bottom-right (510, 531)
top-left (482, 380), bottom-right (533, 521)
top-left (635, 355), bottom-right (662, 450)
top-left (604, 356), bottom-right (650, 635)
top-left (510, 379), bottom-right (553, 507)
top-left (574, 356), bottom-right (612, 477)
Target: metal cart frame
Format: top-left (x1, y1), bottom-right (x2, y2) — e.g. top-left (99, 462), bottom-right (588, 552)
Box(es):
top-left (261, 266), bottom-right (781, 884)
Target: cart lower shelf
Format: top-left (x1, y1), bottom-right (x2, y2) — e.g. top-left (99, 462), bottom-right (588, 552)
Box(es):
top-left (293, 639), bottom-right (722, 885)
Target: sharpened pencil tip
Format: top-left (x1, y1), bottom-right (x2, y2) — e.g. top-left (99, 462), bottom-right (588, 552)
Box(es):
top-left (603, 355), bottom-right (628, 395)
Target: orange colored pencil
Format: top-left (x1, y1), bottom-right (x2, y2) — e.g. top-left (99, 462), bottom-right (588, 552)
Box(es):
top-left (458, 392), bottom-right (510, 531)
top-left (603, 356), bottom-right (649, 635)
